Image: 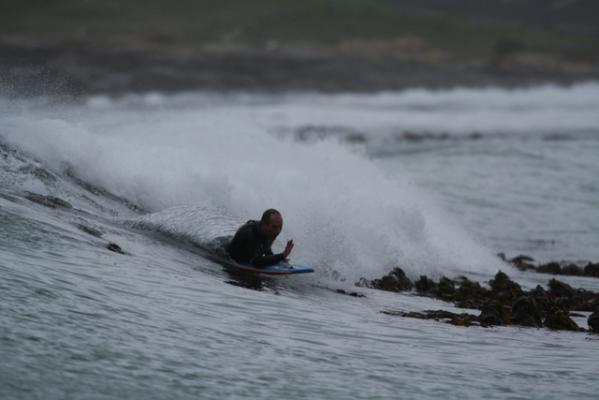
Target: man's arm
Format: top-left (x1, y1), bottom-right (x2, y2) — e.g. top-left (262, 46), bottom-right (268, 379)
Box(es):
top-left (251, 253), bottom-right (286, 267)
top-left (251, 240), bottom-right (294, 267)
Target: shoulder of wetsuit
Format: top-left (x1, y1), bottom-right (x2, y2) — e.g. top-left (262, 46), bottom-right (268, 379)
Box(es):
top-left (234, 220), bottom-right (259, 240)
top-left (244, 220), bottom-right (260, 234)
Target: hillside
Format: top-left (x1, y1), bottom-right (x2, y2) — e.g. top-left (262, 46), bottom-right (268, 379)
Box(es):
top-left (1, 0), bottom-right (598, 94)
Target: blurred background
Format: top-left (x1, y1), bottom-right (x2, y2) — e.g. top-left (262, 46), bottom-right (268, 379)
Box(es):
top-left (1, 0), bottom-right (598, 95)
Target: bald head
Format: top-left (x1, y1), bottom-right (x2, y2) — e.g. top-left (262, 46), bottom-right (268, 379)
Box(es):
top-left (259, 209), bottom-right (283, 239)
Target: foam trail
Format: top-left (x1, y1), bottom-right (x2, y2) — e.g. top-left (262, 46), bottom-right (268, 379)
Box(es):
top-left (0, 89), bottom-right (524, 280)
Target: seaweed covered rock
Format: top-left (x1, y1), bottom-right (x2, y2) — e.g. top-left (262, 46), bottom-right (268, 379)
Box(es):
top-left (437, 277), bottom-right (456, 301)
top-left (369, 267), bottom-right (413, 292)
top-left (509, 254), bottom-right (536, 271)
top-left (454, 277), bottom-right (489, 309)
top-left (501, 253), bottom-right (599, 279)
top-left (561, 264), bottom-right (583, 276)
top-left (544, 308), bottom-right (580, 331)
top-left (574, 292), bottom-right (599, 312)
top-left (537, 262), bottom-right (561, 275)
top-left (371, 268), bottom-right (599, 333)
top-left (25, 192), bottom-right (73, 209)
top-left (548, 279), bottom-right (576, 298)
top-left (336, 289), bottom-right (366, 298)
top-left (415, 275), bottom-right (438, 295)
top-left (76, 223), bottom-right (104, 238)
top-left (107, 243), bottom-right (125, 254)
top-left (479, 301), bottom-right (511, 326)
top-left (511, 296), bottom-right (543, 327)
top-left (489, 271), bottom-right (523, 302)
top-left (584, 262), bottom-right (599, 278)
top-left (381, 309), bottom-right (479, 327)
top-left (588, 309), bottom-right (599, 333)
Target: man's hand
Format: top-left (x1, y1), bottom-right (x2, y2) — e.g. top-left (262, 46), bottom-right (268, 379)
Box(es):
top-left (283, 239), bottom-right (294, 258)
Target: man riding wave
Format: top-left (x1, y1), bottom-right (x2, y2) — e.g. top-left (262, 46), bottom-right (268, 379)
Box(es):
top-left (227, 209), bottom-right (294, 267)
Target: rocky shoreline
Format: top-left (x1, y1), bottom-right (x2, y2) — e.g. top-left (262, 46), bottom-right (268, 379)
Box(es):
top-left (500, 253), bottom-right (599, 278)
top-left (2, 40), bottom-right (598, 96)
top-left (360, 267), bottom-right (599, 334)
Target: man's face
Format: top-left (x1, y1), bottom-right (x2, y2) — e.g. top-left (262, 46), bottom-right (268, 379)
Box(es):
top-left (261, 214), bottom-right (283, 239)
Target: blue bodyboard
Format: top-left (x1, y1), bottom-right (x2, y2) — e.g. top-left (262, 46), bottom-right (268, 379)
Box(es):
top-left (225, 260), bottom-right (314, 275)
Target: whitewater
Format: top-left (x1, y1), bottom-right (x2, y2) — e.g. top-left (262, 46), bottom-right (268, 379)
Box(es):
top-left (1, 82), bottom-right (599, 399)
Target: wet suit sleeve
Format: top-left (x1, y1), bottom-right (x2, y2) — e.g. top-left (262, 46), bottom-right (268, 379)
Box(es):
top-left (251, 252), bottom-right (286, 268)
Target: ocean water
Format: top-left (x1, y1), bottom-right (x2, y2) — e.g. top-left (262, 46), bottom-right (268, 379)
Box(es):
top-left (1, 82), bottom-right (599, 399)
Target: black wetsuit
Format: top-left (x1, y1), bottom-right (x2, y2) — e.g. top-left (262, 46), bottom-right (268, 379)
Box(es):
top-left (226, 220), bottom-right (286, 267)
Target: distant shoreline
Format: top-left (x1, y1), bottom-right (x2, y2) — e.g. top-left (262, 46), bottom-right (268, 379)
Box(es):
top-left (3, 0), bottom-right (598, 95)
top-left (2, 41), bottom-right (598, 96)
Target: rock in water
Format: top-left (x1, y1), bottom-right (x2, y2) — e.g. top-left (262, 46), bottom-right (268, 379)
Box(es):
top-left (489, 271), bottom-right (523, 302)
top-left (561, 264), bottom-right (583, 276)
top-left (511, 296), bottom-right (543, 327)
top-left (415, 275), bottom-right (438, 295)
top-left (548, 279), bottom-right (576, 298)
top-left (479, 301), bottom-right (511, 326)
top-left (588, 309), bottom-right (599, 333)
top-left (454, 277), bottom-right (489, 309)
top-left (25, 192), bottom-right (73, 209)
top-left (537, 262), bottom-right (562, 275)
top-left (369, 267), bottom-right (413, 292)
top-left (584, 263), bottom-right (599, 277)
top-left (437, 277), bottom-right (456, 301)
top-left (509, 254), bottom-right (536, 271)
top-left (107, 243), bottom-right (125, 254)
top-left (544, 308), bottom-right (580, 331)
top-left (76, 224), bottom-right (104, 238)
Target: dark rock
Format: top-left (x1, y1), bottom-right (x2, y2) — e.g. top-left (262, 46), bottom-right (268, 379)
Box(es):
top-left (554, 296), bottom-right (574, 312)
top-left (415, 275), bottom-right (438, 294)
top-left (381, 309), bottom-right (479, 327)
top-left (576, 296), bottom-right (599, 312)
top-left (510, 255), bottom-right (534, 263)
top-left (584, 262), bottom-right (599, 277)
top-left (381, 309), bottom-right (421, 318)
top-left (537, 262), bottom-right (562, 275)
top-left (24, 192), bottom-right (72, 209)
top-left (548, 279), bottom-right (576, 298)
top-left (336, 289), bottom-right (366, 298)
top-left (437, 276), bottom-right (456, 300)
top-left (372, 268), bottom-right (599, 333)
top-left (561, 264), bottom-right (583, 276)
top-left (424, 310), bottom-right (478, 327)
top-left (489, 271), bottom-right (523, 302)
top-left (528, 285), bottom-right (553, 317)
top-left (107, 243), bottom-right (124, 254)
top-left (511, 296), bottom-right (543, 327)
top-left (509, 254), bottom-right (536, 271)
top-left (588, 309), bottom-right (599, 333)
top-left (76, 224), bottom-right (104, 238)
top-left (479, 301), bottom-right (511, 326)
top-left (455, 277), bottom-right (489, 309)
top-left (455, 298), bottom-right (481, 309)
top-left (370, 267), bottom-right (413, 292)
top-left (569, 312), bottom-right (585, 318)
top-left (531, 285), bottom-right (547, 297)
top-left (543, 308), bottom-right (580, 331)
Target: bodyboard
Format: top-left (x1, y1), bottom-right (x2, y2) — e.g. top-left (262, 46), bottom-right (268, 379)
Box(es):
top-left (224, 260), bottom-right (314, 275)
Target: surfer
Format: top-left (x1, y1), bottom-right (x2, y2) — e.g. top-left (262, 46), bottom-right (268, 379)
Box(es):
top-left (227, 209), bottom-right (294, 267)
